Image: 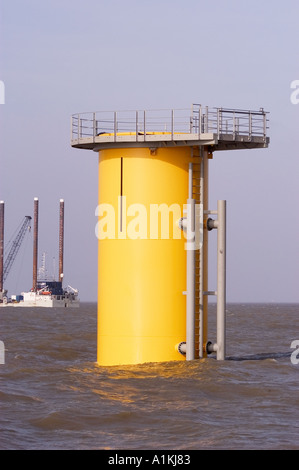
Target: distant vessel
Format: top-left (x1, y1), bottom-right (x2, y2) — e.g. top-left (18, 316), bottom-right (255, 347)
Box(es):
top-left (12, 281), bottom-right (79, 308)
top-left (0, 198), bottom-right (80, 308)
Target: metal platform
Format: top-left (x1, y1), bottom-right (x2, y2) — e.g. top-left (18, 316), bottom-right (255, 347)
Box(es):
top-left (71, 104), bottom-right (269, 151)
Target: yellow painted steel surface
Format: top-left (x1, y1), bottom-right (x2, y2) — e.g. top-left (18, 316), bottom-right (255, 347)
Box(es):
top-left (97, 146), bottom-right (192, 365)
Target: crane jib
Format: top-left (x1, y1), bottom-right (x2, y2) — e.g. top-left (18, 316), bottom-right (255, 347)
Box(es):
top-left (3, 216), bottom-right (32, 282)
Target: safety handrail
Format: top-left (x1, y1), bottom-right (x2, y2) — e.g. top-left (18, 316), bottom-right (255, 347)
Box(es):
top-left (71, 105), bottom-right (269, 143)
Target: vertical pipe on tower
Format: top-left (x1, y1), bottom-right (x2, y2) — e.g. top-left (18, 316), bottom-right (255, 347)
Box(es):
top-left (59, 199), bottom-right (64, 282)
top-left (32, 197), bottom-right (39, 292)
top-left (202, 148), bottom-right (209, 356)
top-left (186, 163), bottom-right (195, 361)
top-left (0, 201), bottom-right (4, 293)
top-left (216, 200), bottom-right (226, 360)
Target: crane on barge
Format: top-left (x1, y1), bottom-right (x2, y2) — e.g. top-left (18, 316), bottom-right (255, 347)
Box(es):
top-left (3, 215), bottom-right (32, 282)
top-left (0, 200), bottom-right (79, 307)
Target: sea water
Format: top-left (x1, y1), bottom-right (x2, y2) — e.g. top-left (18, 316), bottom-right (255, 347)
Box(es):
top-left (0, 303), bottom-right (298, 450)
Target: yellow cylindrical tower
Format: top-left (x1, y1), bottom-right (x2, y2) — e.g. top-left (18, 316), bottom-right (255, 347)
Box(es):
top-left (97, 146), bottom-right (194, 366)
top-left (71, 105), bottom-right (269, 366)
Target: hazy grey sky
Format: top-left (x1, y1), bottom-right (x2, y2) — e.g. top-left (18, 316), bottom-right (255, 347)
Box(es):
top-left (0, 0), bottom-right (298, 302)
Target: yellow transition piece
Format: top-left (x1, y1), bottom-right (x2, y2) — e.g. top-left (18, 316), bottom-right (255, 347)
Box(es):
top-left (97, 146), bottom-right (193, 366)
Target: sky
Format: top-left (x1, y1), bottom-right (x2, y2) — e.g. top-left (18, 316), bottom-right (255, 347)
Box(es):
top-left (0, 0), bottom-right (298, 303)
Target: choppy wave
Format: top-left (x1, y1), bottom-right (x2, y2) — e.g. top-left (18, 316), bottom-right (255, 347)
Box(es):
top-left (0, 303), bottom-right (299, 449)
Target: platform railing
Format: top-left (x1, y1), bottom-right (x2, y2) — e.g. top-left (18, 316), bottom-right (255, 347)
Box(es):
top-left (71, 105), bottom-right (269, 144)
